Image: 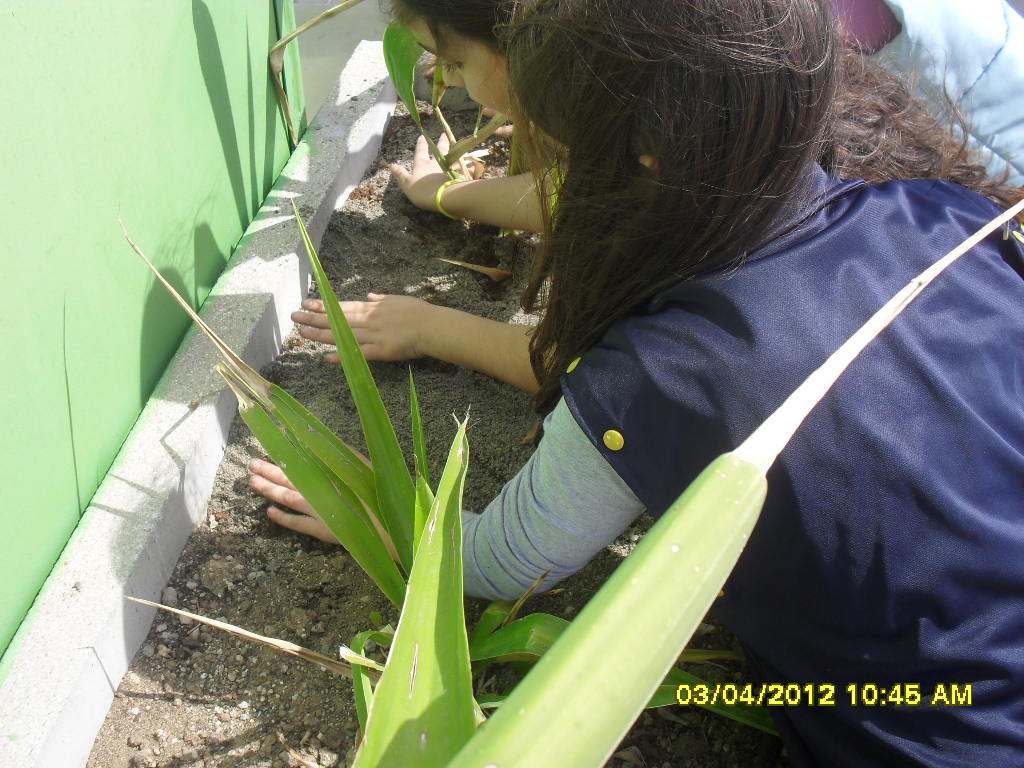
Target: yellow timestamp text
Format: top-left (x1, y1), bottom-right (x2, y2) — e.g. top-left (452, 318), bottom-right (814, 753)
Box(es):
top-left (675, 682), bottom-right (972, 707)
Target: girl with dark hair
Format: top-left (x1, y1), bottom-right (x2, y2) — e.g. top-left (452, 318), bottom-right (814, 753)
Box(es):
top-left (249, 0), bottom-right (1024, 764)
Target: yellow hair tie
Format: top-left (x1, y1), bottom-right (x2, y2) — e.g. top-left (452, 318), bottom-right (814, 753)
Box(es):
top-left (435, 178), bottom-right (463, 220)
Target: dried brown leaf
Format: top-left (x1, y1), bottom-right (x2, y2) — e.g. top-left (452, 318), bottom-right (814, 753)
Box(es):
top-left (125, 596), bottom-right (382, 681)
top-left (278, 733), bottom-right (323, 768)
top-left (437, 258), bottom-right (512, 282)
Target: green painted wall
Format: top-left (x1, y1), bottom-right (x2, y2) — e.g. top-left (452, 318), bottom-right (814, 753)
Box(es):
top-left (0, 0), bottom-right (304, 658)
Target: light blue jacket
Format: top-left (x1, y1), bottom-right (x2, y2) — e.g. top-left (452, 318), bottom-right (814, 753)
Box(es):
top-left (877, 0), bottom-right (1024, 185)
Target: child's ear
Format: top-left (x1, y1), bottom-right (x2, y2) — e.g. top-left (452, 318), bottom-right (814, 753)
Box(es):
top-left (638, 154), bottom-right (657, 170)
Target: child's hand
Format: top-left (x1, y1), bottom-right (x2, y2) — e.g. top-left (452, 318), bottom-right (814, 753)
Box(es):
top-left (291, 293), bottom-right (431, 363)
top-left (388, 134), bottom-right (482, 213)
top-left (248, 459), bottom-right (340, 544)
top-left (388, 134), bottom-right (449, 211)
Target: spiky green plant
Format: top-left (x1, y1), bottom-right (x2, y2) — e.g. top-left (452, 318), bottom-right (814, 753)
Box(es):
top-left (123, 198), bottom-right (779, 758)
top-left (122, 214), bottom-right (410, 605)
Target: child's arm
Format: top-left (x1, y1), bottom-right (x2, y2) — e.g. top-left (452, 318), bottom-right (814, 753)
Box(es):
top-left (389, 134), bottom-right (546, 232)
top-left (293, 295), bottom-right (540, 394)
top-left (420, 302), bottom-right (539, 392)
top-left (252, 398), bottom-right (644, 599)
top-left (462, 398), bottom-right (644, 599)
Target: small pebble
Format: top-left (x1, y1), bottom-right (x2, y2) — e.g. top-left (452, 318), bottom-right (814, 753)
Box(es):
top-left (320, 729), bottom-right (344, 751)
top-left (183, 632), bottom-right (203, 648)
top-left (161, 587), bottom-right (178, 607)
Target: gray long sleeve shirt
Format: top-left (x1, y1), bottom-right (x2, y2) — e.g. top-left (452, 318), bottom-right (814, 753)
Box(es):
top-left (461, 397), bottom-right (644, 600)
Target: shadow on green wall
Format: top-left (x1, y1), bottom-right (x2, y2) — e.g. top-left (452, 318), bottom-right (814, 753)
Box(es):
top-left (138, 263), bottom-right (190, 409)
top-left (193, 0), bottom-right (252, 234)
top-left (133, 0), bottom-right (289, 408)
top-left (192, 0), bottom-right (284, 232)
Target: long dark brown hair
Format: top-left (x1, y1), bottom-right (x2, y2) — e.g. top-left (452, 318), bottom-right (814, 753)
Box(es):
top-left (391, 0), bottom-right (1022, 415)
top-left (389, 0), bottom-right (515, 49)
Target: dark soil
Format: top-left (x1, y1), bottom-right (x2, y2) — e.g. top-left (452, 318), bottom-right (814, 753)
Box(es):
top-left (88, 105), bottom-right (787, 768)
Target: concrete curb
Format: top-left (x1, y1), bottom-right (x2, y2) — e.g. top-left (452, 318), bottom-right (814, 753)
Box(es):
top-left (0, 41), bottom-right (395, 768)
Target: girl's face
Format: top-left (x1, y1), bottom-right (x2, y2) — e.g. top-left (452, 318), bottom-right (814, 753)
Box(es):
top-left (406, 17), bottom-right (513, 115)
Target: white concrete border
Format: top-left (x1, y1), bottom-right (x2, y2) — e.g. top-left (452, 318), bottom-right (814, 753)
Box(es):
top-left (0, 42), bottom-right (395, 768)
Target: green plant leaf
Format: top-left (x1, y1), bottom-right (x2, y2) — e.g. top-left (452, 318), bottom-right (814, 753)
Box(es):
top-left (468, 611), bottom-right (763, 728)
top-left (123, 217), bottom-right (406, 598)
top-left (469, 601), bottom-right (514, 648)
top-left (229, 381), bottom-right (406, 607)
top-left (468, 600), bottom-right (514, 680)
top-left (351, 628), bottom-right (396, 734)
top-left (408, 367), bottom-right (436, 553)
top-left (269, 385), bottom-right (377, 514)
top-left (469, 613), bottom-right (568, 664)
top-left (431, 61), bottom-right (446, 110)
top-left (654, 668), bottom-right (778, 734)
top-left (645, 691), bottom-right (776, 735)
top-left (469, 613), bottom-right (735, 667)
top-left (443, 112), bottom-right (510, 167)
top-left (382, 21), bottom-right (453, 175)
top-left (267, 387), bottom-right (403, 565)
top-left (449, 453), bottom-right (765, 768)
top-left (291, 201), bottom-right (417, 573)
top-left (413, 472), bottom-right (434, 553)
top-left (475, 693), bottom-right (506, 710)
top-left (409, 367), bottom-right (434, 550)
top-left (408, 368), bottom-right (430, 489)
top-left (267, 384), bottom-right (405, 562)
top-left (353, 419), bottom-right (476, 767)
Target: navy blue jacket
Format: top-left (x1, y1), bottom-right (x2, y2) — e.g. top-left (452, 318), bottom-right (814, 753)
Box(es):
top-left (562, 171), bottom-right (1024, 766)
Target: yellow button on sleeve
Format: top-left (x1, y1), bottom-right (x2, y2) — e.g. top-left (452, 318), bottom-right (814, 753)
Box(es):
top-left (602, 429), bottom-right (625, 451)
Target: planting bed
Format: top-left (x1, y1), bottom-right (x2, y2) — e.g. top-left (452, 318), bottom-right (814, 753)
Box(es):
top-left (88, 106), bottom-right (787, 768)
